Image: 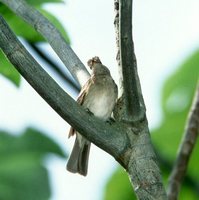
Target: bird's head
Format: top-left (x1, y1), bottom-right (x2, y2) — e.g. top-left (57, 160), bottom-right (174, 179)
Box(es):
top-left (87, 56), bottom-right (101, 69)
top-left (87, 56), bottom-right (110, 76)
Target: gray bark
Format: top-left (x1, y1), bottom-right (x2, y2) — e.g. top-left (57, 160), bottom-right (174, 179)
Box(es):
top-left (113, 1), bottom-right (167, 199)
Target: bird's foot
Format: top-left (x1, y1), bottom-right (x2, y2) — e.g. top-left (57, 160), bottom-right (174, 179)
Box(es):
top-left (85, 108), bottom-right (94, 116)
top-left (106, 117), bottom-right (115, 125)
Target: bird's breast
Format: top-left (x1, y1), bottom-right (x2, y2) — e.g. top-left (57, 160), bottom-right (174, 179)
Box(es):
top-left (83, 81), bottom-right (117, 120)
top-left (89, 93), bottom-right (112, 119)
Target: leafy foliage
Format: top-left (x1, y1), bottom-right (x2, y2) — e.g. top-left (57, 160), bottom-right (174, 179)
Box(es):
top-left (152, 49), bottom-right (199, 199)
top-left (103, 167), bottom-right (136, 200)
top-left (103, 50), bottom-right (199, 200)
top-left (0, 50), bottom-right (20, 86)
top-left (152, 49), bottom-right (199, 173)
top-left (0, 128), bottom-right (66, 200)
top-left (0, 0), bottom-right (70, 86)
top-left (26, 0), bottom-right (64, 6)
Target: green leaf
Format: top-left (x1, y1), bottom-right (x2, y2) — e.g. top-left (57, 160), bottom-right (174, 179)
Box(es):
top-left (103, 167), bottom-right (136, 200)
top-left (0, 163), bottom-right (49, 200)
top-left (26, 0), bottom-right (64, 6)
top-left (0, 50), bottom-right (20, 86)
top-left (0, 128), bottom-right (67, 200)
top-left (0, 128), bottom-right (66, 157)
top-left (162, 50), bottom-right (199, 116)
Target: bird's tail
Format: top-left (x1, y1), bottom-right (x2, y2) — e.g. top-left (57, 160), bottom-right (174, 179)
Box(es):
top-left (67, 134), bottom-right (91, 176)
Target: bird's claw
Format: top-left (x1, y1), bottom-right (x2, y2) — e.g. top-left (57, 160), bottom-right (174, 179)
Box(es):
top-left (85, 108), bottom-right (94, 116)
top-left (106, 117), bottom-right (115, 125)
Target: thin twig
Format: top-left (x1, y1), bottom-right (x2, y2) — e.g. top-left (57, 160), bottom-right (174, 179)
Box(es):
top-left (167, 84), bottom-right (199, 200)
top-left (0, 15), bottom-right (126, 166)
top-left (0, 0), bottom-right (90, 87)
top-left (119, 0), bottom-right (145, 121)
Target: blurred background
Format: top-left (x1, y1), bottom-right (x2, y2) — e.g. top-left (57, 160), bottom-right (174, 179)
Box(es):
top-left (0, 0), bottom-right (199, 199)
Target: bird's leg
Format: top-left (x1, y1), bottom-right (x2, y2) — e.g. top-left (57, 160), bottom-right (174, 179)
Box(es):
top-left (106, 117), bottom-right (115, 125)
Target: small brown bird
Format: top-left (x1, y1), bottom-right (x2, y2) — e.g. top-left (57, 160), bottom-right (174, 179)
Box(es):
top-left (67, 56), bottom-right (118, 176)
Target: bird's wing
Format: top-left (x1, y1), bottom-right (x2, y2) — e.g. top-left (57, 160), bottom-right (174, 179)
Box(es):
top-left (77, 78), bottom-right (93, 105)
top-left (68, 78), bottom-right (94, 138)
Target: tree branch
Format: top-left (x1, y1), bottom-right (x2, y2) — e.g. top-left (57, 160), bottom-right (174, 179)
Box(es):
top-left (0, 15), bottom-right (126, 165)
top-left (28, 42), bottom-right (80, 93)
top-left (0, 0), bottom-right (90, 87)
top-left (119, 0), bottom-right (145, 121)
top-left (113, 1), bottom-right (167, 199)
top-left (114, 0), bottom-right (121, 90)
top-left (167, 84), bottom-right (199, 200)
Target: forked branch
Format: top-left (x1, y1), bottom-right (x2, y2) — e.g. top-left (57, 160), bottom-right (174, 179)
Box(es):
top-left (114, 1), bottom-right (167, 199)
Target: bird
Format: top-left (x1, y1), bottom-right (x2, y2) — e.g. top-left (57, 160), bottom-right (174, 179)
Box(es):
top-left (66, 56), bottom-right (118, 176)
